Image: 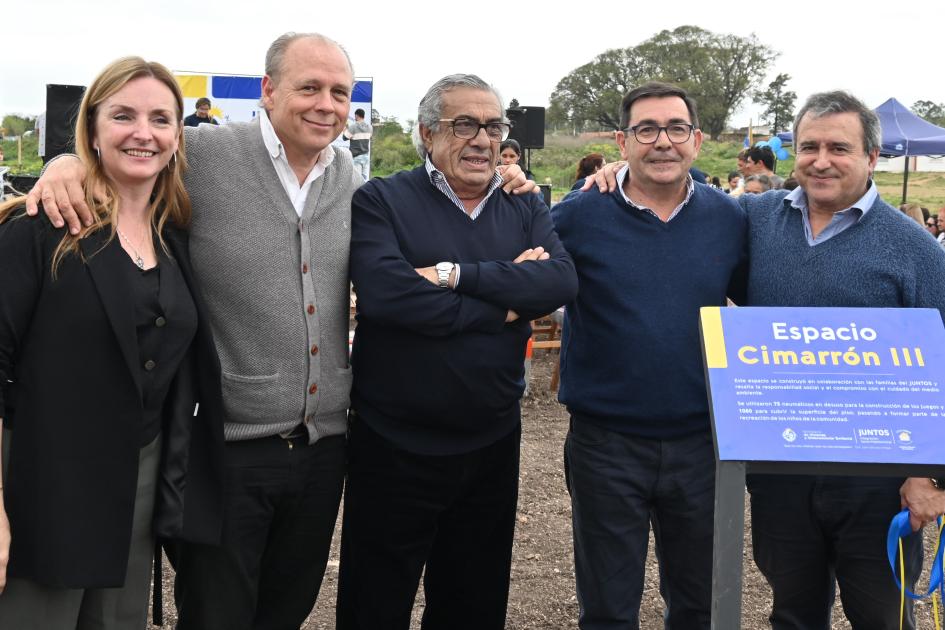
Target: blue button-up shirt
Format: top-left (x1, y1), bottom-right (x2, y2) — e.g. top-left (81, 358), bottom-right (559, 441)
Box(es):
top-left (786, 180), bottom-right (878, 246)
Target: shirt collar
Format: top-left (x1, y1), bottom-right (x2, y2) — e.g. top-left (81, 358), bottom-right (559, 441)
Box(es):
top-left (614, 164), bottom-right (695, 210)
top-left (259, 108), bottom-right (334, 170)
top-left (786, 179), bottom-right (878, 216)
top-left (424, 157), bottom-right (503, 199)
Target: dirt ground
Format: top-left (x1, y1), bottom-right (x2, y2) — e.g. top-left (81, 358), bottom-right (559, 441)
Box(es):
top-left (151, 352), bottom-right (941, 629)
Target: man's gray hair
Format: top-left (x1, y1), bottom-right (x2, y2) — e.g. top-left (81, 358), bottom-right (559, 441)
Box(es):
top-left (411, 74), bottom-right (505, 159)
top-left (264, 32), bottom-right (355, 82)
top-left (793, 91), bottom-right (882, 155)
top-left (744, 174), bottom-right (772, 192)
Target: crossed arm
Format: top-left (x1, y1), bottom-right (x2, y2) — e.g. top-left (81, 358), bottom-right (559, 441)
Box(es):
top-left (350, 186), bottom-right (577, 337)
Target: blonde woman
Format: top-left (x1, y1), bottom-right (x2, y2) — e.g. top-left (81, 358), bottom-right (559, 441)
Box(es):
top-left (899, 202), bottom-right (925, 227)
top-left (0, 57), bottom-right (223, 629)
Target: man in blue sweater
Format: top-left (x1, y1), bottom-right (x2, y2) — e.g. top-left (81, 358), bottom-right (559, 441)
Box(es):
top-left (339, 74), bottom-right (577, 629)
top-left (551, 82), bottom-right (748, 629)
top-left (741, 91), bottom-right (945, 630)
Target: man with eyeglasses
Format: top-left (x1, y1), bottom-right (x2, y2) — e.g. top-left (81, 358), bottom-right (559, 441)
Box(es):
top-left (337, 73), bottom-right (577, 629)
top-left (551, 81), bottom-right (747, 629)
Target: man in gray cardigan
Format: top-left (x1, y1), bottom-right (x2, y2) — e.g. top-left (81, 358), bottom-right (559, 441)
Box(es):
top-left (740, 91), bottom-right (945, 630)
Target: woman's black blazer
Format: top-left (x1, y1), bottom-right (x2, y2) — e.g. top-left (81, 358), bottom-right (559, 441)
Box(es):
top-left (0, 211), bottom-right (224, 588)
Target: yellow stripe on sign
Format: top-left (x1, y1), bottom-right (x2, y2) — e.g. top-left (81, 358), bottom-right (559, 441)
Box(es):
top-left (701, 307), bottom-right (728, 369)
top-left (176, 75), bottom-right (208, 98)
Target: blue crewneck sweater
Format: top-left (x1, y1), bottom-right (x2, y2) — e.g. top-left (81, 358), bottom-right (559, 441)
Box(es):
top-left (742, 189), bottom-right (945, 316)
top-left (350, 165), bottom-right (578, 455)
top-left (551, 184), bottom-right (748, 439)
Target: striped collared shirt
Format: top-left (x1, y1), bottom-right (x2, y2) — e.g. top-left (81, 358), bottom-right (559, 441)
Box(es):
top-left (424, 157), bottom-right (503, 221)
top-left (615, 164), bottom-right (695, 222)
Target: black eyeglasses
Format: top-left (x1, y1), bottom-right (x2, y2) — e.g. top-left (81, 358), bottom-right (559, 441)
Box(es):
top-left (438, 118), bottom-right (511, 141)
top-left (623, 123), bottom-right (695, 144)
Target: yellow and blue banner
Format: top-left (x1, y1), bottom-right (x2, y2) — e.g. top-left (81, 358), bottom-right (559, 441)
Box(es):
top-left (174, 73), bottom-right (373, 137)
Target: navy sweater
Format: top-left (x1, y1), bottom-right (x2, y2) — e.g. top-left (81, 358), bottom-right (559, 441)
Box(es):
top-left (552, 184), bottom-right (748, 439)
top-left (742, 189), bottom-right (945, 318)
top-left (350, 166), bottom-right (578, 455)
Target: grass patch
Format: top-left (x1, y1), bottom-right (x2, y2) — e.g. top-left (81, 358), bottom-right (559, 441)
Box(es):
top-left (1, 136), bottom-right (43, 175)
top-left (875, 172), bottom-right (945, 211)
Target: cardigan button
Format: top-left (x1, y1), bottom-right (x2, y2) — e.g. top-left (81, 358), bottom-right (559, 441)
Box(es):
top-left (302, 263), bottom-right (309, 274)
top-left (309, 383), bottom-right (318, 395)
top-left (310, 344), bottom-right (318, 355)
top-left (307, 304), bottom-right (315, 315)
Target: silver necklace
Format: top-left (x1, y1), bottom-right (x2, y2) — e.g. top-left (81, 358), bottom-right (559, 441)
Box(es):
top-left (116, 226), bottom-right (147, 269)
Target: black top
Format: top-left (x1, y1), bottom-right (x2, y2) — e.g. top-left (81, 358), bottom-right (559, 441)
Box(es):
top-left (349, 165), bottom-right (578, 456)
top-left (183, 113), bottom-right (218, 127)
top-left (126, 244), bottom-right (198, 445)
top-left (0, 211), bottom-right (226, 588)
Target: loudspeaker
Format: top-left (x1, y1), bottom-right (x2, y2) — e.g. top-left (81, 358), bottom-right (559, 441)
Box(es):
top-left (506, 106), bottom-right (545, 149)
top-left (45, 84), bottom-right (86, 162)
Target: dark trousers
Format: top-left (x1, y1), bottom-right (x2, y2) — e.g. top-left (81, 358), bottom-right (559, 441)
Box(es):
top-left (336, 418), bottom-right (521, 630)
top-left (565, 419), bottom-right (715, 630)
top-left (170, 433), bottom-right (345, 630)
top-left (748, 474), bottom-right (921, 630)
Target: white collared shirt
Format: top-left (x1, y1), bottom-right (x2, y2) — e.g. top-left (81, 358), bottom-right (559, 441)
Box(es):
top-left (615, 164), bottom-right (695, 222)
top-left (259, 109), bottom-right (335, 217)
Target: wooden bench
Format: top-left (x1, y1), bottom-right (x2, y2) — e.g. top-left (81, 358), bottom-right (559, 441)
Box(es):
top-left (529, 319), bottom-right (562, 392)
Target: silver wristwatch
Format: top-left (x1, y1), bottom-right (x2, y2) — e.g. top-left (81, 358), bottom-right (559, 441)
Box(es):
top-left (435, 262), bottom-right (455, 288)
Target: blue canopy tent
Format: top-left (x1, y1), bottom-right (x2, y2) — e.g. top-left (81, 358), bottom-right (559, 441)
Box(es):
top-left (874, 98), bottom-right (945, 203)
top-left (774, 99), bottom-right (945, 203)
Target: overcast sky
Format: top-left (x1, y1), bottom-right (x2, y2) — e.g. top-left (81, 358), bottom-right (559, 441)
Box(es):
top-left (3, 0), bottom-right (942, 131)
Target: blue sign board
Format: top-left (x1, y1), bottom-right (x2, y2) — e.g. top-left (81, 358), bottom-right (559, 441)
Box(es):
top-left (701, 306), bottom-right (945, 464)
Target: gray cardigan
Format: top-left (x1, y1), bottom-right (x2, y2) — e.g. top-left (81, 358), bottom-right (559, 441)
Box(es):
top-left (183, 119), bottom-right (360, 443)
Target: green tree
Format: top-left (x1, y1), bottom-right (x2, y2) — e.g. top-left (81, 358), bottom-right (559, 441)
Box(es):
top-left (1, 114), bottom-right (35, 139)
top-left (754, 73), bottom-right (797, 132)
top-left (547, 47), bottom-right (643, 132)
top-left (547, 26), bottom-right (777, 137)
top-left (373, 116), bottom-right (406, 141)
top-left (911, 100), bottom-right (945, 127)
top-left (369, 117), bottom-right (421, 177)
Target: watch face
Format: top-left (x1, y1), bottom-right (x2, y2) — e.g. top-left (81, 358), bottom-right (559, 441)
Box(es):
top-left (436, 262), bottom-right (452, 272)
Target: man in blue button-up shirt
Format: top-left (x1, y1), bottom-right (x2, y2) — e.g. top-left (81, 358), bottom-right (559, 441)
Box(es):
top-left (741, 90), bottom-right (945, 630)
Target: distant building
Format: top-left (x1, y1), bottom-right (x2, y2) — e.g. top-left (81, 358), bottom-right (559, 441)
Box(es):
top-left (875, 155), bottom-right (945, 173)
top-left (717, 124), bottom-right (773, 144)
